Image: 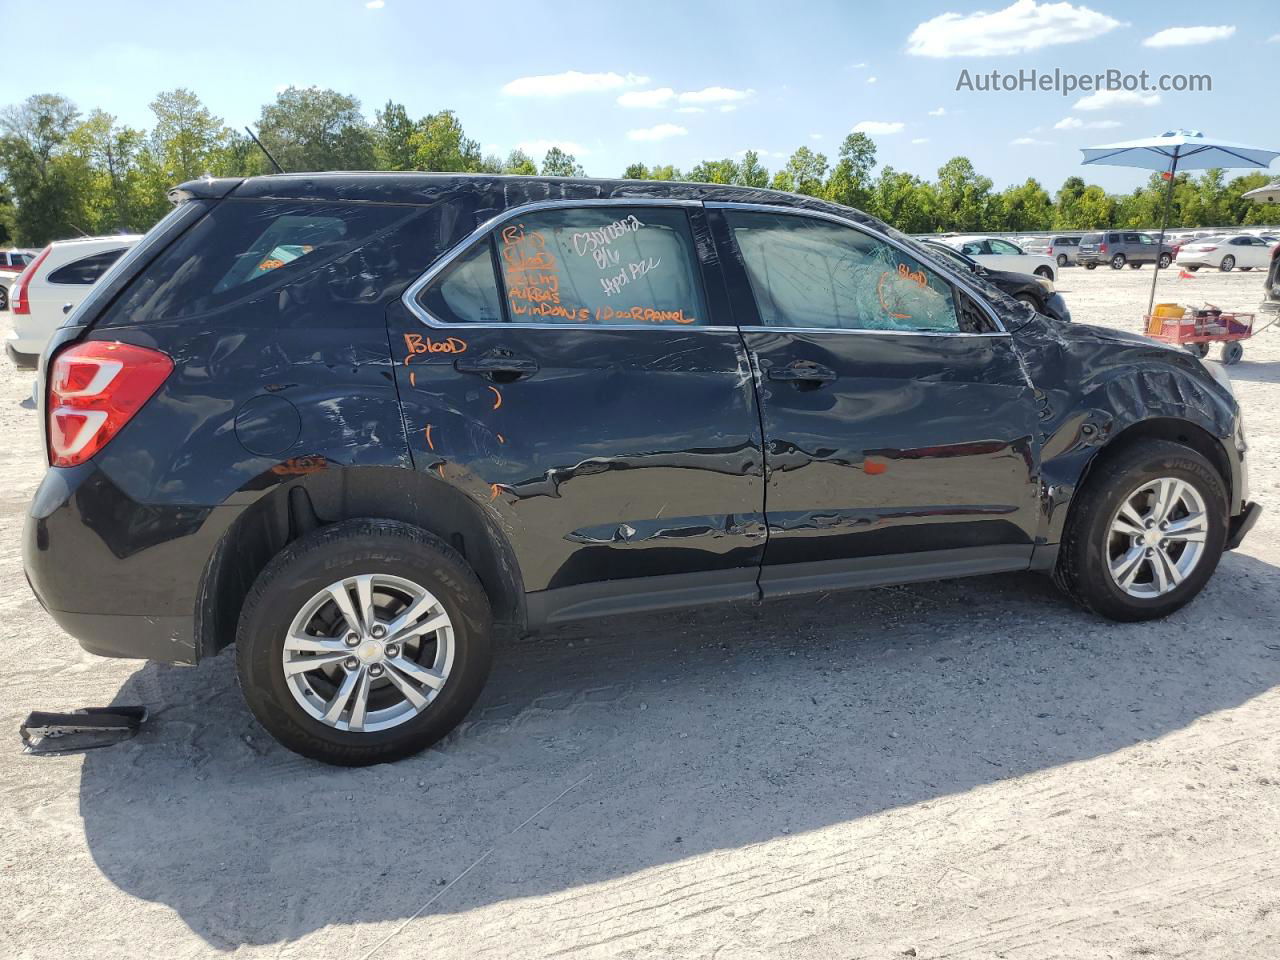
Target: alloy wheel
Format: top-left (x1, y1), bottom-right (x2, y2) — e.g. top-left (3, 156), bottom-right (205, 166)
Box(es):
top-left (281, 573), bottom-right (455, 732)
top-left (1106, 477), bottom-right (1208, 599)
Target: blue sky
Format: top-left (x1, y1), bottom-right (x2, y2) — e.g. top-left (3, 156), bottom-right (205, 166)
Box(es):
top-left (7, 0), bottom-right (1277, 192)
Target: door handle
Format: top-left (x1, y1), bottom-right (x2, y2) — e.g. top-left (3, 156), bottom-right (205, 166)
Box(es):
top-left (767, 361), bottom-right (837, 385)
top-left (454, 354), bottom-right (539, 382)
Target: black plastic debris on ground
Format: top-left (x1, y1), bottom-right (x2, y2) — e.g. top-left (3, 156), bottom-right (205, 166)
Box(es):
top-left (20, 706), bottom-right (147, 755)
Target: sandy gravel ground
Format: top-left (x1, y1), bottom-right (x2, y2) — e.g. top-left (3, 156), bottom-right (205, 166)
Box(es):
top-left (2, 266), bottom-right (1279, 960)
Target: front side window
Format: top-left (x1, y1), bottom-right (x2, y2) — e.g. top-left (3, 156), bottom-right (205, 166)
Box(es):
top-left (958, 240), bottom-right (985, 256)
top-left (988, 238), bottom-right (1022, 255)
top-left (47, 249), bottom-right (127, 285)
top-left (726, 211), bottom-right (961, 333)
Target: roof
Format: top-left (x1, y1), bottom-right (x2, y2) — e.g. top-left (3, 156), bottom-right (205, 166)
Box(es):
top-left (49, 234), bottom-right (143, 247)
top-left (169, 171), bottom-right (897, 235)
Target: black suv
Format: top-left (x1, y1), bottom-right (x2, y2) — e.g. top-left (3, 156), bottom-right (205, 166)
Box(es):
top-left (1078, 231), bottom-right (1175, 270)
top-left (25, 174), bottom-right (1260, 765)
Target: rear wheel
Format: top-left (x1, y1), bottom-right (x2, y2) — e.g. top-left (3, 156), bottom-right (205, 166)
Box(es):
top-left (236, 519), bottom-right (493, 765)
top-left (1129, 262), bottom-right (1143, 269)
top-left (1054, 439), bottom-right (1226, 621)
top-left (1056, 254), bottom-right (1068, 267)
top-left (1034, 266), bottom-right (1054, 280)
top-left (1110, 254), bottom-right (1127, 270)
top-left (0, 285), bottom-right (8, 311)
top-left (1085, 263), bottom-right (1097, 270)
top-left (1219, 255), bottom-right (1235, 272)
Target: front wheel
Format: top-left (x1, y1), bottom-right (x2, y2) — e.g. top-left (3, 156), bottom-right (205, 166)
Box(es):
top-left (236, 519), bottom-right (493, 765)
top-left (0, 285), bottom-right (8, 311)
top-left (1110, 254), bottom-right (1127, 270)
top-left (1129, 262), bottom-right (1143, 269)
top-left (1034, 266), bottom-right (1054, 280)
top-left (1054, 439), bottom-right (1227, 621)
top-left (1085, 263), bottom-right (1097, 270)
top-left (1219, 255), bottom-right (1235, 272)
top-left (1056, 254), bottom-right (1068, 267)
top-left (1158, 253), bottom-right (1172, 268)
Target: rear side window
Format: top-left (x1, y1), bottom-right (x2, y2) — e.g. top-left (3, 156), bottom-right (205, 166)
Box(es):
top-left (1082, 234), bottom-right (1102, 244)
top-left (99, 200), bottom-right (434, 329)
top-left (417, 206), bottom-right (708, 326)
top-left (47, 249), bottom-right (126, 285)
top-left (726, 210), bottom-right (961, 333)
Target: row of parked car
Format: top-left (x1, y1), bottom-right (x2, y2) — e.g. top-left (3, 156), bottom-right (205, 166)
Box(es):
top-left (1020, 230), bottom-right (1280, 272)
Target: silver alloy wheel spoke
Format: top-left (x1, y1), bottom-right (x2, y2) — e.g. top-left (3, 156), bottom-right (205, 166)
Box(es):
top-left (281, 572), bottom-right (455, 733)
top-left (323, 667), bottom-right (363, 724)
top-left (1111, 545), bottom-right (1146, 588)
top-left (283, 652), bottom-right (350, 676)
top-left (387, 655), bottom-right (447, 690)
top-left (1163, 513), bottom-right (1207, 542)
top-left (1113, 502), bottom-right (1148, 538)
top-left (1149, 478), bottom-right (1181, 525)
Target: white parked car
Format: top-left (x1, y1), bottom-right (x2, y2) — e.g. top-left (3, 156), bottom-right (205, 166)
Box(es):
top-left (1175, 233), bottom-right (1280, 273)
top-left (941, 235), bottom-right (1057, 280)
top-left (6, 235), bottom-right (141, 367)
top-left (0, 249), bottom-right (38, 311)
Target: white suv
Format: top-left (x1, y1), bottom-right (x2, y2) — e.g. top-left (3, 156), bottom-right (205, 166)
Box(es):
top-left (941, 236), bottom-right (1058, 281)
top-left (6, 235), bottom-right (141, 367)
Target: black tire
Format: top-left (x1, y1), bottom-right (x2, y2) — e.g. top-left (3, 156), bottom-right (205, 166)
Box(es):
top-left (1110, 254), bottom-right (1127, 270)
top-left (236, 519), bottom-right (493, 766)
top-left (1158, 254), bottom-right (1172, 269)
top-left (1129, 262), bottom-right (1143, 269)
top-left (1221, 341), bottom-right (1244, 365)
top-left (1219, 256), bottom-right (1235, 272)
top-left (0, 285), bottom-right (8, 311)
top-left (1240, 267), bottom-right (1253, 272)
top-left (1184, 342), bottom-right (1210, 358)
top-left (1085, 263), bottom-right (1097, 270)
top-left (1034, 266), bottom-right (1054, 280)
top-left (1187, 265), bottom-right (1201, 272)
top-left (1015, 293), bottom-right (1042, 313)
top-left (1054, 439), bottom-right (1227, 622)
top-left (1056, 254), bottom-right (1068, 267)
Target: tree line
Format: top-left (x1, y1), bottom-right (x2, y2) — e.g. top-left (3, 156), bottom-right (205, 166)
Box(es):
top-left (0, 87), bottom-right (1273, 247)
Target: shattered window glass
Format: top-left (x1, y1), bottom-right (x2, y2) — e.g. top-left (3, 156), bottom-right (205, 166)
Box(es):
top-left (728, 211), bottom-right (960, 333)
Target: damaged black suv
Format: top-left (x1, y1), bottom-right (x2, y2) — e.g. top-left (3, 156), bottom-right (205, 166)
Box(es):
top-left (25, 174), bottom-right (1260, 765)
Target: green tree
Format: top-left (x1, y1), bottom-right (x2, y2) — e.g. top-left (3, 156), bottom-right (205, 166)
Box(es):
top-left (373, 100), bottom-right (417, 170)
top-left (622, 162), bottom-right (650, 179)
top-left (994, 177), bottom-right (1053, 231)
top-left (1073, 185), bottom-right (1116, 228)
top-left (770, 169), bottom-right (795, 192)
top-left (825, 132), bottom-right (877, 209)
top-left (258, 86), bottom-right (375, 172)
top-left (934, 156), bottom-right (993, 231)
top-left (68, 110), bottom-right (145, 233)
top-left (687, 157), bottom-right (740, 184)
top-left (0, 93), bottom-right (86, 244)
top-left (869, 166), bottom-right (936, 233)
top-left (737, 150), bottom-right (768, 188)
top-left (782, 146), bottom-right (828, 196)
top-left (409, 110), bottom-right (480, 172)
top-left (540, 146), bottom-right (584, 177)
top-left (1053, 176), bottom-right (1087, 228)
top-left (504, 149), bottom-right (538, 176)
top-left (647, 164), bottom-right (682, 181)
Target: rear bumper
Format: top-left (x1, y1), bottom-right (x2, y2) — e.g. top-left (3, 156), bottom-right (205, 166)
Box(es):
top-left (1226, 501), bottom-right (1261, 551)
top-left (23, 462), bottom-right (234, 665)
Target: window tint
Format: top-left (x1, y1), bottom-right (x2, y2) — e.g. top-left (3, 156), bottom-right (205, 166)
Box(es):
top-left (490, 206), bottom-right (706, 325)
top-left (418, 240), bottom-right (503, 324)
top-left (47, 249), bottom-right (126, 285)
top-left (1082, 234), bottom-right (1102, 244)
top-left (958, 241), bottom-right (985, 256)
top-left (100, 200), bottom-right (431, 328)
top-left (988, 238), bottom-right (1022, 255)
top-left (727, 211), bottom-right (961, 333)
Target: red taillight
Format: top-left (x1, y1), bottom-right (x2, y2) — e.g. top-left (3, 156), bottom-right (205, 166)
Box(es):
top-left (11, 245), bottom-right (50, 315)
top-left (1099, 243), bottom-right (1108, 253)
top-left (1201, 246), bottom-right (1217, 252)
top-left (47, 341), bottom-right (173, 467)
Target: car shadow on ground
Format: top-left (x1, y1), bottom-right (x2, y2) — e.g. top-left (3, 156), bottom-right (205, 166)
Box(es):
top-left (1224, 358), bottom-right (1280, 384)
top-left (77, 550), bottom-right (1280, 950)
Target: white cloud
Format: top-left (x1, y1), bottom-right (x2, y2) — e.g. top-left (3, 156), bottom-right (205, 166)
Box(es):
top-left (719, 104), bottom-right (737, 113)
top-left (809, 133), bottom-right (824, 140)
top-left (677, 86), bottom-right (753, 104)
top-left (1269, 34), bottom-right (1280, 43)
top-left (617, 87), bottom-right (675, 108)
top-left (502, 71), bottom-right (648, 97)
top-left (1053, 116), bottom-right (1122, 130)
top-left (1074, 89), bottom-right (1161, 110)
top-left (911, 137), bottom-right (930, 144)
top-left (627, 123), bottom-right (688, 142)
top-left (516, 139), bottom-right (588, 156)
top-left (867, 76), bottom-right (878, 84)
top-left (1142, 25), bottom-right (1235, 47)
top-left (675, 106), bottom-right (705, 114)
top-left (852, 120), bottom-right (905, 135)
top-left (928, 106), bottom-right (946, 116)
top-left (851, 61), bottom-right (868, 68)
top-left (365, 0), bottom-right (384, 7)
top-left (1011, 136), bottom-right (1052, 145)
top-left (908, 0), bottom-right (1124, 57)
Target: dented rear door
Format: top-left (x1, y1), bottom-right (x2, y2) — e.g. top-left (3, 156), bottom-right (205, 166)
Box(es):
top-left (388, 201), bottom-right (767, 596)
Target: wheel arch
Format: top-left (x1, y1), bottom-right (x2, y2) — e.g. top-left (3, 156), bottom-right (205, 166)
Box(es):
top-left (195, 466), bottom-right (525, 660)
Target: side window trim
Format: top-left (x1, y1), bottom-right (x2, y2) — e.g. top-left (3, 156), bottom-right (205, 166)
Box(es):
top-left (403, 198), bottom-right (737, 331)
top-left (705, 202), bottom-right (1007, 337)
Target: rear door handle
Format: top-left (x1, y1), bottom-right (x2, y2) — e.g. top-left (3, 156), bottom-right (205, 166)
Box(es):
top-left (767, 362), bottom-right (837, 385)
top-left (454, 355), bottom-right (539, 382)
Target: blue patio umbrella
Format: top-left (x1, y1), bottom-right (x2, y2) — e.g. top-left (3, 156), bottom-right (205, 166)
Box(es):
top-left (1080, 130), bottom-right (1279, 317)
